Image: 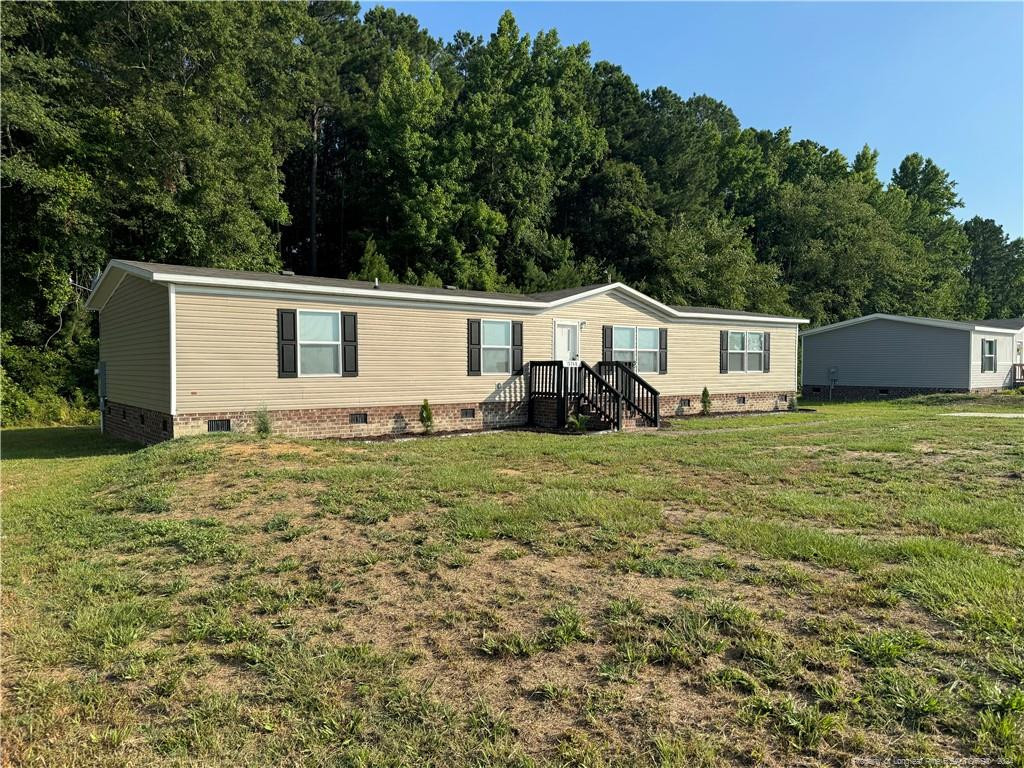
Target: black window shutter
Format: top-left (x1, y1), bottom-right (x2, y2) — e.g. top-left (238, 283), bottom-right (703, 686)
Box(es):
top-left (659, 328), bottom-right (668, 374)
top-left (763, 332), bottom-right (771, 373)
top-left (467, 319), bottom-right (481, 375)
top-left (511, 321), bottom-right (524, 374)
top-left (278, 309), bottom-right (297, 378)
top-left (341, 312), bottom-right (358, 377)
top-left (719, 330), bottom-right (729, 374)
top-left (602, 325), bottom-right (613, 361)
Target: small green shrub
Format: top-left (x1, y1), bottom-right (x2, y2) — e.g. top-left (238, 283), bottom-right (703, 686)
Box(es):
top-left (253, 405), bottom-right (272, 438)
top-left (701, 387), bottom-right (712, 416)
top-left (419, 399), bottom-right (434, 433)
top-left (566, 412), bottom-right (590, 433)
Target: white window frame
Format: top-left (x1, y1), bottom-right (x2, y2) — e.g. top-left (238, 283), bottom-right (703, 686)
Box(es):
top-left (297, 309), bottom-right (343, 377)
top-left (481, 318), bottom-right (512, 375)
top-left (612, 325), bottom-right (660, 374)
top-left (981, 338), bottom-right (997, 373)
top-left (727, 331), bottom-right (765, 373)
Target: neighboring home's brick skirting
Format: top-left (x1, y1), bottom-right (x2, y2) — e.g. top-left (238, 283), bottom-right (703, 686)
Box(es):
top-left (173, 400), bottom-right (528, 440)
top-left (801, 384), bottom-right (969, 401)
top-left (102, 401), bottom-right (174, 444)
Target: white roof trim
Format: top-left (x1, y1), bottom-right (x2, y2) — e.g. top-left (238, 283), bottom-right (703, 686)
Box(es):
top-left (87, 260), bottom-right (807, 324)
top-left (800, 313), bottom-right (1019, 338)
top-left (84, 260), bottom-right (154, 310)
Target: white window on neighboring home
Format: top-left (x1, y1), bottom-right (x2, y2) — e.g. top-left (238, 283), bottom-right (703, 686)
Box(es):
top-left (298, 310), bottom-right (341, 375)
top-left (481, 319), bottom-right (512, 374)
top-left (981, 338), bottom-right (997, 373)
top-left (727, 331), bottom-right (765, 372)
top-left (612, 326), bottom-right (660, 373)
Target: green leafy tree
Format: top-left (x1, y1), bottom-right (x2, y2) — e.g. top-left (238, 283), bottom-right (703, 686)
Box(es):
top-left (963, 217), bottom-right (1024, 319)
top-left (2, 2), bottom-right (308, 415)
top-left (349, 238), bottom-right (398, 283)
top-left (2, 5), bottom-right (1018, 422)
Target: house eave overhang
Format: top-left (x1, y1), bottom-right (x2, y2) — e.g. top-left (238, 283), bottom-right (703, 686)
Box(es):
top-left (87, 260), bottom-right (807, 324)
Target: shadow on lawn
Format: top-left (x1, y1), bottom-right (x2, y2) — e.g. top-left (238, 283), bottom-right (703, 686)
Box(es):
top-left (0, 426), bottom-right (139, 461)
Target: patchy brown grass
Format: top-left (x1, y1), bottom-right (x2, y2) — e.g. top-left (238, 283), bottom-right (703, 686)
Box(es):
top-left (4, 398), bottom-right (1023, 766)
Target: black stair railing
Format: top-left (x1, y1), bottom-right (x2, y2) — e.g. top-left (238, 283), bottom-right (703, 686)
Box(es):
top-left (530, 360), bottom-right (664, 430)
top-left (529, 360), bottom-right (564, 397)
top-left (597, 361), bottom-right (660, 427)
top-left (528, 360), bottom-right (566, 426)
top-left (577, 362), bottom-right (622, 429)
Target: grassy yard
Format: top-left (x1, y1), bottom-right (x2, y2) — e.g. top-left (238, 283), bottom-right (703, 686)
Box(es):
top-left (2, 393), bottom-right (1023, 767)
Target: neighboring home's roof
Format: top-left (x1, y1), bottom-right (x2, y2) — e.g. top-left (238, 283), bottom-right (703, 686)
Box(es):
top-left (800, 312), bottom-right (1022, 338)
top-left (980, 317), bottom-right (1024, 331)
top-left (86, 260), bottom-right (807, 324)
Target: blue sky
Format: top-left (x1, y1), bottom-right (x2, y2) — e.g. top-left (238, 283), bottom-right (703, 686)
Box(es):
top-left (368, 2), bottom-right (1024, 238)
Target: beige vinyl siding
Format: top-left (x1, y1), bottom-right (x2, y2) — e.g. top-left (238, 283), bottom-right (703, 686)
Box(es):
top-left (552, 293), bottom-right (798, 395)
top-left (174, 288), bottom-right (797, 413)
top-left (99, 275), bottom-right (171, 412)
top-left (969, 331), bottom-right (1017, 389)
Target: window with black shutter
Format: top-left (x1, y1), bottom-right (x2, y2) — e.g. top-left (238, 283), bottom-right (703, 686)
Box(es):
top-left (659, 328), bottom-right (668, 374)
top-left (511, 321), bottom-right (524, 375)
top-left (602, 325), bottom-right (613, 362)
top-left (341, 312), bottom-right (358, 377)
top-left (467, 319), bottom-right (481, 375)
top-left (723, 331), bottom-right (766, 372)
top-left (278, 309), bottom-right (297, 378)
top-left (469, 318), bottom-right (519, 375)
top-left (281, 310), bottom-right (358, 377)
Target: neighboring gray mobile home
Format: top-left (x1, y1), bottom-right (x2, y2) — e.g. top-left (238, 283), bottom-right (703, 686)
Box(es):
top-left (800, 314), bottom-right (1024, 399)
top-left (86, 260), bottom-right (807, 444)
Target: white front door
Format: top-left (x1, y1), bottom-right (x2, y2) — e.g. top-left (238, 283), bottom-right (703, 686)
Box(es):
top-left (555, 322), bottom-right (579, 363)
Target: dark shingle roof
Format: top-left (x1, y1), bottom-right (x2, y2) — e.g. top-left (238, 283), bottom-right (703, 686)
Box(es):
top-left (526, 284), bottom-right (608, 302)
top-left (981, 318), bottom-right (1024, 330)
top-left (671, 305), bottom-right (793, 320)
top-left (114, 261), bottom-right (623, 304)
top-left (99, 260), bottom-right (806, 321)
top-left (114, 260), bottom-right (543, 302)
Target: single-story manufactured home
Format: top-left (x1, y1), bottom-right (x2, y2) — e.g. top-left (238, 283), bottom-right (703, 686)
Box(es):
top-left (801, 313), bottom-right (1024, 399)
top-left (86, 260), bottom-right (807, 443)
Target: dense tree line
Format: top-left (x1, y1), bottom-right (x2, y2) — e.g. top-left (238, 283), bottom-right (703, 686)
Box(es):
top-left (3, 2), bottom-right (1022, 421)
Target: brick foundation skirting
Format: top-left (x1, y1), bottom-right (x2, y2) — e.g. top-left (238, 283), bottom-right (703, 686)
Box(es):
top-left (102, 401), bottom-right (174, 444)
top-left (529, 396), bottom-right (563, 430)
top-left (173, 400), bottom-right (528, 440)
top-left (548, 389), bottom-right (795, 430)
top-left (659, 391), bottom-right (794, 417)
top-left (801, 384), bottom-right (969, 401)
top-left (104, 389), bottom-right (795, 445)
